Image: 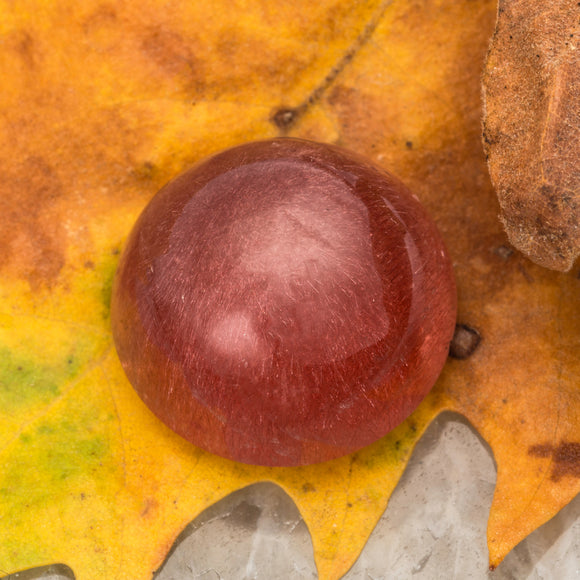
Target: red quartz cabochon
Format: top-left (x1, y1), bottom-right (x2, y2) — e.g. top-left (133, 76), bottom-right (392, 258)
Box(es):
top-left (111, 138), bottom-right (457, 466)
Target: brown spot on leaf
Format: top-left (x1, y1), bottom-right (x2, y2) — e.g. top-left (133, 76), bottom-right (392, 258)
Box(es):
top-left (449, 324), bottom-right (482, 359)
top-left (0, 156), bottom-right (65, 287)
top-left (132, 161), bottom-right (158, 182)
top-left (140, 498), bottom-right (158, 518)
top-left (82, 4), bottom-right (118, 33)
top-left (14, 30), bottom-right (37, 69)
top-left (528, 441), bottom-right (580, 481)
top-left (271, 107), bottom-right (302, 130)
top-left (494, 245), bottom-right (514, 260)
top-left (140, 27), bottom-right (206, 95)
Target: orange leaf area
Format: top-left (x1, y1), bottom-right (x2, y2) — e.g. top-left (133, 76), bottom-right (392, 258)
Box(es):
top-left (0, 0), bottom-right (578, 578)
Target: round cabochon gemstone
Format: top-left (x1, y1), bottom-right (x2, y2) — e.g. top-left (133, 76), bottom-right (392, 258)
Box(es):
top-left (111, 138), bottom-right (457, 466)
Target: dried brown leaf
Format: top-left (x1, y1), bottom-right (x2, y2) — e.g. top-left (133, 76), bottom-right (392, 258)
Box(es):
top-left (482, 0), bottom-right (580, 271)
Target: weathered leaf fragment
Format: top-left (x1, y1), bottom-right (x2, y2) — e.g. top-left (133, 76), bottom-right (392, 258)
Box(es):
top-left (483, 0), bottom-right (580, 271)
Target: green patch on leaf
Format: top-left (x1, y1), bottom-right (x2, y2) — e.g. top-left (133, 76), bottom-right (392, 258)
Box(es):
top-left (97, 250), bottom-right (121, 322)
top-left (0, 347), bottom-right (81, 411)
top-left (0, 317), bottom-right (107, 412)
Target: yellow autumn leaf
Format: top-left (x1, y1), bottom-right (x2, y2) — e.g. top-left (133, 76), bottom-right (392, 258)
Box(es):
top-left (0, 0), bottom-right (578, 579)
